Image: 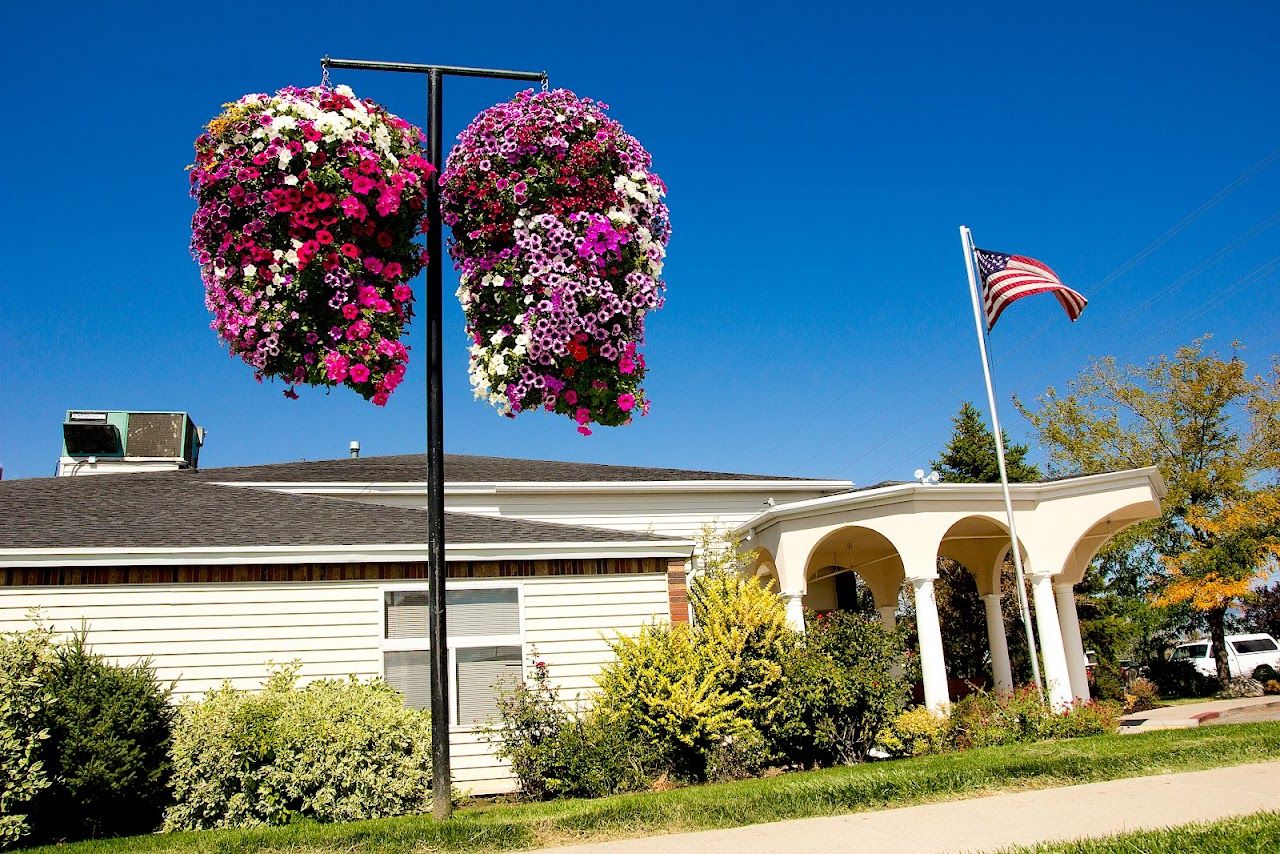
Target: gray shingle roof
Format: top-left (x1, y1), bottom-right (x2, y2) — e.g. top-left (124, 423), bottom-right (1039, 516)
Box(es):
top-left (193, 453), bottom-right (821, 484)
top-left (0, 473), bottom-right (682, 551)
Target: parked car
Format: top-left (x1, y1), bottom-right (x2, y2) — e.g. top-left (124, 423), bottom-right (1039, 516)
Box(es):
top-left (1170, 633), bottom-right (1280, 680)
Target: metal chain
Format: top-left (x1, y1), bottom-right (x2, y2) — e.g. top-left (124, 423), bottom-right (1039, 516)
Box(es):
top-left (321, 56), bottom-right (331, 89)
top-left (541, 72), bottom-right (549, 92)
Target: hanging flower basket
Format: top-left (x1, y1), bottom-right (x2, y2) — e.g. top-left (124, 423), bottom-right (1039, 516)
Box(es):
top-left (441, 89), bottom-right (669, 435)
top-left (189, 85), bottom-right (433, 404)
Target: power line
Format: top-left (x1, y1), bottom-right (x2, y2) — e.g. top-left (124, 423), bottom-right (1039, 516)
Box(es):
top-left (822, 145), bottom-right (1280, 482)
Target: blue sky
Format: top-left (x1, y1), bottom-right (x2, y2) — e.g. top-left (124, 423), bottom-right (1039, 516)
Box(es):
top-left (2, 2), bottom-right (1278, 482)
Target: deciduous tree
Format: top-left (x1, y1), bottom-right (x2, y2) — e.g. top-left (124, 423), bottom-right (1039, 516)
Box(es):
top-left (1018, 337), bottom-right (1280, 685)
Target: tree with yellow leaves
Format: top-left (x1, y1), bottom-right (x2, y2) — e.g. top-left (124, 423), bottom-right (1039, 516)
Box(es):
top-left (1156, 489), bottom-right (1280, 682)
top-left (1019, 337), bottom-right (1280, 685)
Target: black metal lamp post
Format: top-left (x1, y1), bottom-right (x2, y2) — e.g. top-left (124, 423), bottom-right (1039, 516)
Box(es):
top-left (321, 56), bottom-right (547, 821)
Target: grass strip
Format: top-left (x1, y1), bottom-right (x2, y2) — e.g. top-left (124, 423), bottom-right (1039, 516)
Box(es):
top-left (23, 721), bottom-right (1280, 854)
top-left (998, 810), bottom-right (1280, 853)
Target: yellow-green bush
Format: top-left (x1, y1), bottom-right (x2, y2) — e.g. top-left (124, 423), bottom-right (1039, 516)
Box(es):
top-left (596, 622), bottom-right (750, 781)
top-left (164, 664), bottom-right (432, 830)
top-left (876, 706), bottom-right (949, 758)
top-left (0, 626), bottom-right (56, 850)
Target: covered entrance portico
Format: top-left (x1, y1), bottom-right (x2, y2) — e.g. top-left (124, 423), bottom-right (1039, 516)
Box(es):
top-left (735, 468), bottom-right (1166, 710)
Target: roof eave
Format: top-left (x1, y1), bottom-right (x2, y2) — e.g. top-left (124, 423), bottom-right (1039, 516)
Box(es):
top-left (0, 539), bottom-right (695, 569)
top-left (733, 467), bottom-right (1165, 537)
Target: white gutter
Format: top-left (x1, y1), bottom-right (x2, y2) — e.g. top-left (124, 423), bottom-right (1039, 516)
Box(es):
top-left (732, 467), bottom-right (1166, 537)
top-left (0, 539), bottom-right (695, 569)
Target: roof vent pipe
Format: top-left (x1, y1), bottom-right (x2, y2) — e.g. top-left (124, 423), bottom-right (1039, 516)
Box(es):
top-left (349, 440), bottom-right (361, 459)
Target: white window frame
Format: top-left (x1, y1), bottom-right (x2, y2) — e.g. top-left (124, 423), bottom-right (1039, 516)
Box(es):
top-left (379, 579), bottom-right (526, 730)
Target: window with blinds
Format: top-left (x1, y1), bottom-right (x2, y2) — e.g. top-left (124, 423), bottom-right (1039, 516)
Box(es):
top-left (382, 586), bottom-right (523, 727)
top-left (456, 646), bottom-right (522, 725)
top-left (383, 650), bottom-right (431, 709)
top-left (385, 588), bottom-right (520, 639)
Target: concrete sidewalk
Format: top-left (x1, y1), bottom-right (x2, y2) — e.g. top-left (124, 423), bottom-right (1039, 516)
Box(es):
top-left (1119, 695), bottom-right (1280, 733)
top-left (533, 761), bottom-right (1280, 854)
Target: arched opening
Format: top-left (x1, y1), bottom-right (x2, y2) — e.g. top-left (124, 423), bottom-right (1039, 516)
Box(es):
top-left (912, 516), bottom-right (1036, 694)
top-left (801, 526), bottom-right (905, 619)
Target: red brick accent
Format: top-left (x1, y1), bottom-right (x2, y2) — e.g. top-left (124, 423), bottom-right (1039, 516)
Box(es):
top-left (667, 559), bottom-right (689, 623)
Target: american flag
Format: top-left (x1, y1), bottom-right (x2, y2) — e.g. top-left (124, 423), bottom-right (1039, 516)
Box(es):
top-left (974, 248), bottom-right (1087, 330)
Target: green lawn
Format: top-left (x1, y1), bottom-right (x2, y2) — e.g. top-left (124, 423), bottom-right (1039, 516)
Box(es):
top-left (23, 722), bottom-right (1280, 854)
top-left (1000, 810), bottom-right (1280, 853)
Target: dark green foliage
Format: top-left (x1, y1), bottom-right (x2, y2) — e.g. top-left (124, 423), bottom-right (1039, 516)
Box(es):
top-left (932, 401), bottom-right (1041, 485)
top-left (773, 611), bottom-right (910, 766)
top-left (1252, 664), bottom-right (1278, 684)
top-left (1241, 582), bottom-right (1280, 638)
top-left (26, 629), bottom-right (175, 845)
top-left (1145, 658), bottom-right (1217, 698)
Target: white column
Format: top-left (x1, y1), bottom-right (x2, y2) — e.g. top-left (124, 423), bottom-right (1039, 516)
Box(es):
top-left (1055, 583), bottom-right (1091, 701)
top-left (782, 591), bottom-right (806, 632)
top-left (912, 577), bottom-right (949, 711)
top-left (982, 593), bottom-right (1014, 695)
top-left (877, 605), bottom-right (896, 631)
top-left (1030, 573), bottom-right (1074, 708)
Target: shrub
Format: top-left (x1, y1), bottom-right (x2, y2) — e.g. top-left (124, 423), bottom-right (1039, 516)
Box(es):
top-left (876, 706), bottom-right (949, 758)
top-left (0, 626), bottom-right (56, 850)
top-left (164, 664), bottom-right (432, 830)
top-left (948, 688), bottom-right (1119, 749)
top-left (1043, 699), bottom-right (1121, 738)
top-left (595, 622), bottom-right (749, 782)
top-left (1145, 658), bottom-right (1217, 698)
top-left (490, 660), bottom-right (649, 799)
top-left (1123, 677), bottom-right (1161, 714)
top-left (1266, 680), bottom-right (1280, 696)
top-left (690, 569), bottom-right (792, 744)
top-left (27, 629), bottom-right (175, 844)
top-left (773, 611), bottom-right (909, 766)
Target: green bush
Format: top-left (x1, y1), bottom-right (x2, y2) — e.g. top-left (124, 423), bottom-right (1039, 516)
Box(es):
top-left (1145, 658), bottom-right (1217, 698)
top-left (491, 660), bottom-right (650, 799)
top-left (948, 688), bottom-right (1119, 749)
top-left (164, 664), bottom-right (432, 830)
top-left (0, 626), bottom-right (56, 850)
top-left (773, 611), bottom-right (910, 767)
top-left (876, 706), bottom-right (949, 758)
top-left (27, 629), bottom-right (175, 844)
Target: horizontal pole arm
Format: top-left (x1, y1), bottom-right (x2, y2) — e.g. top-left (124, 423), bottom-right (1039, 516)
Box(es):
top-left (322, 56), bottom-right (546, 83)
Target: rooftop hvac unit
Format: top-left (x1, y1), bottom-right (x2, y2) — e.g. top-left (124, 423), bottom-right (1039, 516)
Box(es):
top-left (60, 411), bottom-right (202, 474)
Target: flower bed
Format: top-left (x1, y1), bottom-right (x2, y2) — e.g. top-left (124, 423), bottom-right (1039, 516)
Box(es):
top-left (441, 89), bottom-right (669, 435)
top-left (190, 85), bottom-right (433, 404)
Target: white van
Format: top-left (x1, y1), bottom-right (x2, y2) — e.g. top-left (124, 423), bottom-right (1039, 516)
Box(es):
top-left (1170, 633), bottom-right (1280, 680)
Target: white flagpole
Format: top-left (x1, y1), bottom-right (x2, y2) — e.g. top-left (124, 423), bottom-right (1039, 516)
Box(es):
top-left (960, 225), bottom-right (1044, 701)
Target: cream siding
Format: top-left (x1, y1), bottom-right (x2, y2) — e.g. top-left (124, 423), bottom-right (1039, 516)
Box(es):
top-left (0, 571), bottom-right (670, 795)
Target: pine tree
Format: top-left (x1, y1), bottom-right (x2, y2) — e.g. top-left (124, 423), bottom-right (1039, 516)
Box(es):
top-left (932, 402), bottom-right (1041, 484)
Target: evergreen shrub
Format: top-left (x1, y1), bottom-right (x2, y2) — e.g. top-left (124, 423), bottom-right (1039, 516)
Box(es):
top-left (27, 630), bottom-right (175, 844)
top-left (1145, 658), bottom-right (1217, 698)
top-left (164, 664), bottom-right (432, 830)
